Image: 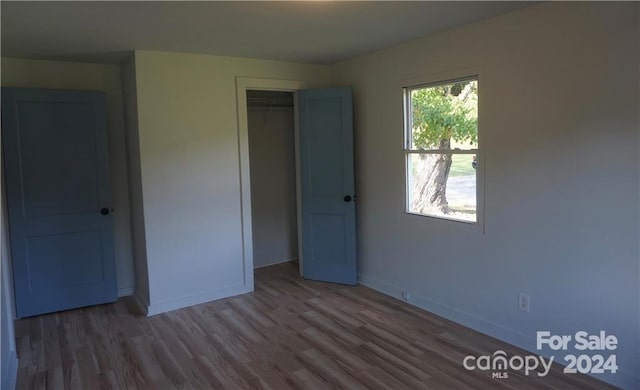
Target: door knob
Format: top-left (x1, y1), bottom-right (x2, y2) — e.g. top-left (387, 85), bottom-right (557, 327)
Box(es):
top-left (343, 195), bottom-right (352, 202)
top-left (100, 208), bottom-right (111, 215)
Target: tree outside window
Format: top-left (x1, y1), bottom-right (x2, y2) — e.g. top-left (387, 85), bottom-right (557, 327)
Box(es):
top-left (405, 78), bottom-right (478, 222)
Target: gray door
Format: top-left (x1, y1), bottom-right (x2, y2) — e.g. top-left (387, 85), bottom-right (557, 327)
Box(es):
top-left (298, 87), bottom-right (357, 285)
top-left (2, 87), bottom-right (117, 318)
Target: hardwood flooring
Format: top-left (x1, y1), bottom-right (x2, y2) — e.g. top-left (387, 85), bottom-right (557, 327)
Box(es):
top-left (14, 261), bottom-right (616, 389)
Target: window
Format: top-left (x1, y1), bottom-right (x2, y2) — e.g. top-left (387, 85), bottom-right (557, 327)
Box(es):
top-left (404, 77), bottom-right (478, 223)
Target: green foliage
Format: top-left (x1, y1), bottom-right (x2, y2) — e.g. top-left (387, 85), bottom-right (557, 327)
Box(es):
top-left (411, 80), bottom-right (478, 150)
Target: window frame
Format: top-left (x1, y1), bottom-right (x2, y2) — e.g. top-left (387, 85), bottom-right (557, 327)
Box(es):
top-left (402, 75), bottom-right (482, 226)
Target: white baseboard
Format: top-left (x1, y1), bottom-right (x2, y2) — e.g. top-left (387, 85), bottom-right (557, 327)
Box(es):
top-left (117, 286), bottom-right (134, 297)
top-left (145, 283), bottom-right (252, 316)
top-left (357, 272), bottom-right (638, 390)
top-left (254, 257), bottom-right (297, 269)
top-left (2, 349), bottom-right (18, 390)
top-left (358, 272), bottom-right (532, 347)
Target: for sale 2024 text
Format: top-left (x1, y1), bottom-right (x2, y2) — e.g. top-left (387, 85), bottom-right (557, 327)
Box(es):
top-left (537, 331), bottom-right (618, 374)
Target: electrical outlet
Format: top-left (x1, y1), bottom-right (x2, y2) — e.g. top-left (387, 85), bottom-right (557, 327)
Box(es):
top-left (518, 293), bottom-right (530, 312)
top-left (401, 291), bottom-right (410, 301)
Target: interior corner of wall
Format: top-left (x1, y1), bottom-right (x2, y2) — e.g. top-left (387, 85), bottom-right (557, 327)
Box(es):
top-left (132, 288), bottom-right (150, 316)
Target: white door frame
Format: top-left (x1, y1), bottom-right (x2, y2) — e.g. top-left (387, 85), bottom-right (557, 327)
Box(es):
top-left (236, 77), bottom-right (309, 287)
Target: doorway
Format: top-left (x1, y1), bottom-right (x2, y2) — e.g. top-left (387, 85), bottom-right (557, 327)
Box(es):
top-left (246, 90), bottom-right (299, 270)
top-left (236, 78), bottom-right (357, 287)
top-left (235, 77), bottom-right (309, 287)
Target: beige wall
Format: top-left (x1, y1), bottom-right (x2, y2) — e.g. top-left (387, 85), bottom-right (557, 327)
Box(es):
top-left (131, 51), bottom-right (330, 313)
top-left (333, 2), bottom-right (639, 388)
top-left (0, 58), bottom-right (135, 296)
top-left (248, 106), bottom-right (298, 268)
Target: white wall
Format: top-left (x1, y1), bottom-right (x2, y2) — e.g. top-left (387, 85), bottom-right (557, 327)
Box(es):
top-left (130, 51), bottom-right (330, 314)
top-left (333, 2), bottom-right (639, 388)
top-left (0, 58), bottom-right (136, 297)
top-left (121, 54), bottom-right (150, 308)
top-left (248, 106), bottom-right (298, 268)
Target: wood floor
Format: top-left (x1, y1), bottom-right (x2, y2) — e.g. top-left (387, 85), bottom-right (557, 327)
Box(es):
top-left (14, 261), bottom-right (616, 390)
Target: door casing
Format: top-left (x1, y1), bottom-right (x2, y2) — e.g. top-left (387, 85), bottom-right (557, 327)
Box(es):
top-left (235, 77), bottom-right (310, 287)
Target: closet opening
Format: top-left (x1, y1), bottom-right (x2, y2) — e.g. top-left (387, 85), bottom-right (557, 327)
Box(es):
top-left (246, 90), bottom-right (300, 273)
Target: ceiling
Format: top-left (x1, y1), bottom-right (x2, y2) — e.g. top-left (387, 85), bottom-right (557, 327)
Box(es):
top-left (1, 1), bottom-right (536, 65)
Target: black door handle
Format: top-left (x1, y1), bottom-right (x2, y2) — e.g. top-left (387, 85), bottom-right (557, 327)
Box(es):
top-left (100, 208), bottom-right (111, 215)
top-left (343, 195), bottom-right (352, 202)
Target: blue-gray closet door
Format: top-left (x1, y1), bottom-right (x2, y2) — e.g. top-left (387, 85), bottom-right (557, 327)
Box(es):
top-left (2, 88), bottom-right (117, 318)
top-left (299, 87), bottom-right (356, 285)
